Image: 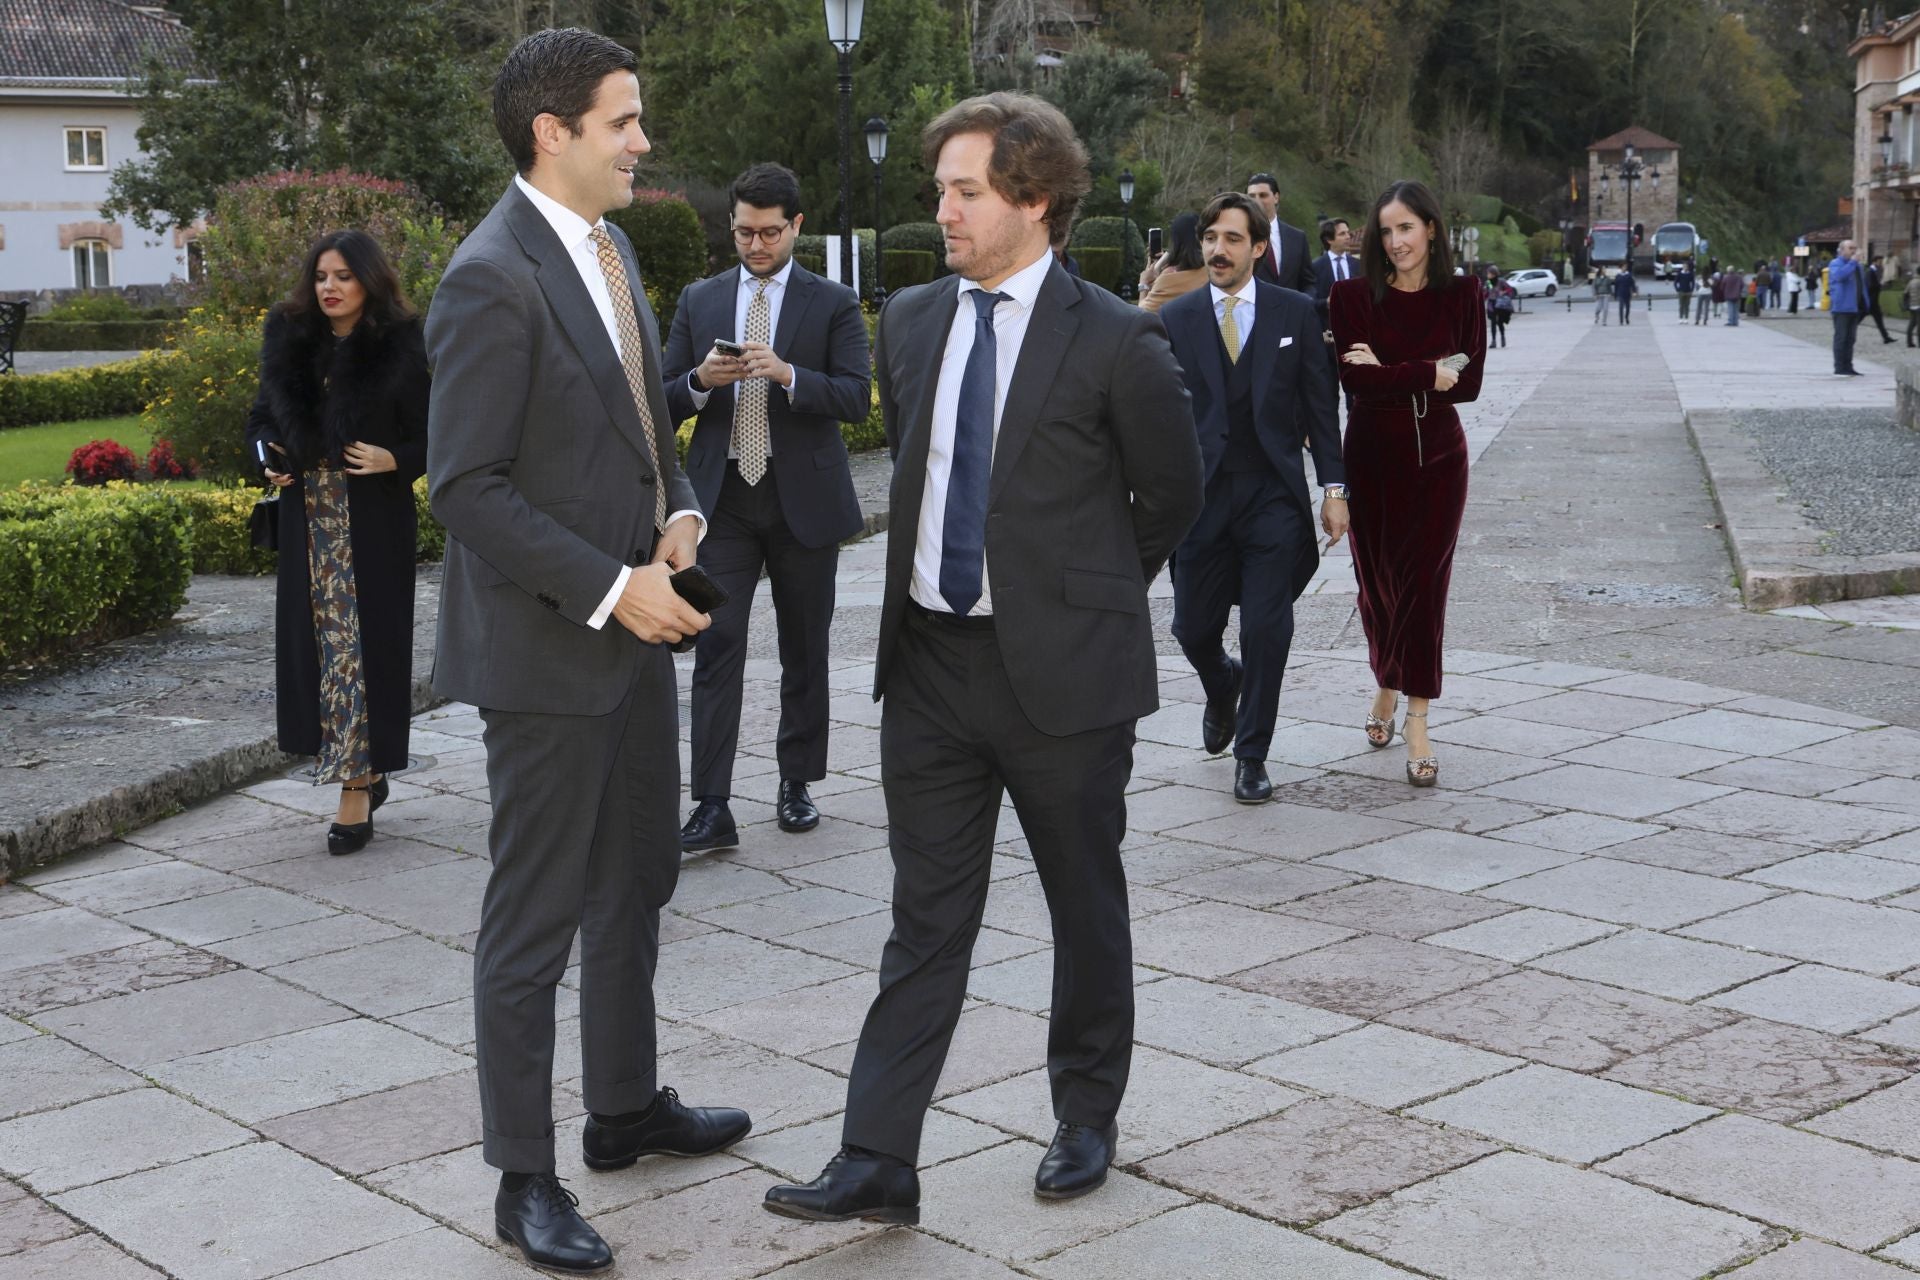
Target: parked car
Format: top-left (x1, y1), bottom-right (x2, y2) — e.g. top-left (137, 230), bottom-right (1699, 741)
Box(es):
top-left (1507, 268), bottom-right (1559, 298)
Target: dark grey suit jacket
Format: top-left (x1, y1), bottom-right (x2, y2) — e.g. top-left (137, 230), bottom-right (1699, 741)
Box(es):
top-left (661, 264), bottom-right (869, 548)
top-left (872, 262), bottom-right (1205, 737)
top-left (426, 184), bottom-right (699, 716)
top-left (1254, 219), bottom-right (1313, 295)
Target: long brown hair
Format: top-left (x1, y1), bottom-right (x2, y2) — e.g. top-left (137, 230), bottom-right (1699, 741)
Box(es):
top-left (1360, 180), bottom-right (1456, 302)
top-left (278, 229), bottom-right (414, 338)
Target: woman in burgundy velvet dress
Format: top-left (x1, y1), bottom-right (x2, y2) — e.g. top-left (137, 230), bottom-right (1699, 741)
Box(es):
top-left (1328, 180), bottom-right (1484, 786)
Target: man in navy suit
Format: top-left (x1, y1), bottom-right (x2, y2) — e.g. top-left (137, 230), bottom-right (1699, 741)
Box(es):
top-left (1160, 192), bottom-right (1347, 803)
top-left (1310, 216), bottom-right (1357, 325)
top-left (663, 162), bottom-right (871, 850)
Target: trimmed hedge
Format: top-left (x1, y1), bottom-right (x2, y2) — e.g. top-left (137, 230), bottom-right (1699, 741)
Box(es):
top-left (795, 229), bottom-right (877, 300)
top-left (19, 320), bottom-right (176, 351)
top-left (1076, 247), bottom-right (1123, 291)
top-left (0, 355), bottom-right (165, 430)
top-left (0, 483), bottom-right (192, 667)
top-left (177, 477), bottom-right (446, 576)
top-left (880, 223), bottom-right (949, 276)
top-left (606, 190), bottom-right (707, 335)
top-left (882, 249), bottom-right (938, 290)
top-left (1071, 218), bottom-right (1148, 295)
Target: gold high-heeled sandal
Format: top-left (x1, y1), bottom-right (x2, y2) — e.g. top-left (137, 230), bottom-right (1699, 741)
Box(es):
top-left (1365, 693), bottom-right (1399, 748)
top-left (1403, 710), bottom-right (1438, 787)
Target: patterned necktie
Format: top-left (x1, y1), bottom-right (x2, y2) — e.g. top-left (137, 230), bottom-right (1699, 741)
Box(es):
top-left (587, 225), bottom-right (668, 531)
top-left (733, 277), bottom-right (772, 485)
top-left (1221, 295), bottom-right (1242, 363)
top-left (939, 289), bottom-right (1008, 616)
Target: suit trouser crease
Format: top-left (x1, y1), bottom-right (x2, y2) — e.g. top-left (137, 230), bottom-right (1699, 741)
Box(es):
top-left (1171, 466), bottom-right (1305, 762)
top-left (690, 465), bottom-right (838, 799)
top-left (841, 611), bottom-right (1136, 1164)
top-left (474, 646), bottom-right (681, 1171)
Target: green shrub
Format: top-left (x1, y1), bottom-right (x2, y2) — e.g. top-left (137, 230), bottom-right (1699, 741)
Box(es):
top-left (606, 189), bottom-right (708, 335)
top-left (880, 223), bottom-right (949, 275)
top-left (1502, 204), bottom-right (1543, 236)
top-left (0, 356), bottom-right (160, 430)
top-left (795, 229), bottom-right (878, 300)
top-left (0, 483), bottom-right (192, 667)
top-left (881, 249), bottom-right (937, 290)
top-left (794, 252), bottom-right (826, 276)
top-left (1075, 247), bottom-right (1122, 291)
top-left (1526, 229), bottom-right (1562, 267)
top-left (412, 476), bottom-right (445, 561)
top-left (197, 169), bottom-right (464, 320)
top-left (18, 320), bottom-right (175, 351)
top-left (140, 311), bottom-right (263, 480)
top-left (171, 484), bottom-right (275, 574)
top-left (45, 295), bottom-right (140, 322)
top-left (1071, 218), bottom-right (1147, 294)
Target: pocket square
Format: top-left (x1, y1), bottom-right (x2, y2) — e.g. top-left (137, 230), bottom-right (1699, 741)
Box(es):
top-left (1278, 336), bottom-right (1294, 348)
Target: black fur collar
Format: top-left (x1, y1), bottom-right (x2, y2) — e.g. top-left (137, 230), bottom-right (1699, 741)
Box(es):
top-left (258, 308), bottom-right (417, 468)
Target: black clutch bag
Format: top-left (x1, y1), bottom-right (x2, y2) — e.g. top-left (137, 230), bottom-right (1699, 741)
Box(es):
top-left (249, 493), bottom-right (279, 552)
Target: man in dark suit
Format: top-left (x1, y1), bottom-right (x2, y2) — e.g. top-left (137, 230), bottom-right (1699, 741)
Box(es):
top-left (763, 92), bottom-right (1203, 1224)
top-left (1246, 172), bottom-right (1312, 293)
top-left (427, 29), bottom-right (751, 1273)
top-left (1160, 192), bottom-right (1346, 805)
top-left (1310, 216), bottom-right (1357, 325)
top-left (663, 163), bottom-right (871, 852)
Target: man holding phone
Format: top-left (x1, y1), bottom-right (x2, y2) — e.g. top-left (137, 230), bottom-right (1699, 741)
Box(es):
top-left (664, 162), bottom-right (871, 851)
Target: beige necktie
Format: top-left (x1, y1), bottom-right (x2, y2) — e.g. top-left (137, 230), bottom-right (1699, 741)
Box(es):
top-left (1221, 295), bottom-right (1242, 363)
top-left (733, 278), bottom-right (772, 485)
top-left (587, 225), bottom-right (668, 531)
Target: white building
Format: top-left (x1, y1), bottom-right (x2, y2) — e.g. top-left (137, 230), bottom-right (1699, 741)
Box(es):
top-left (0, 0), bottom-right (197, 294)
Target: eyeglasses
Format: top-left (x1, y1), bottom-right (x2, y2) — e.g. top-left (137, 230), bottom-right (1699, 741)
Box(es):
top-left (732, 222), bottom-right (793, 246)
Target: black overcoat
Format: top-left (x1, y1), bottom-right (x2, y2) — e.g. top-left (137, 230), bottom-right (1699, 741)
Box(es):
top-left (245, 308), bottom-right (430, 773)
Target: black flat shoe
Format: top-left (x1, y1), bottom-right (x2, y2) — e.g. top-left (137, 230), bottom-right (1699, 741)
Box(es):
top-left (1202, 657), bottom-right (1242, 756)
top-left (679, 800), bottom-right (738, 853)
top-left (495, 1173), bottom-right (611, 1273)
top-left (581, 1087), bottom-right (751, 1169)
top-left (764, 1147), bottom-right (920, 1224)
top-left (776, 780), bottom-right (820, 833)
top-left (1233, 760), bottom-right (1273, 804)
top-left (1035, 1121), bottom-right (1118, 1200)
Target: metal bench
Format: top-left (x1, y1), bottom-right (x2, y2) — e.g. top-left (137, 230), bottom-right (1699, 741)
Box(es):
top-left (0, 301), bottom-right (25, 374)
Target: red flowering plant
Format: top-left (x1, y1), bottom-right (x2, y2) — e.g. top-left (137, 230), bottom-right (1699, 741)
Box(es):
top-left (146, 439), bottom-right (195, 480)
top-left (66, 439), bottom-right (139, 485)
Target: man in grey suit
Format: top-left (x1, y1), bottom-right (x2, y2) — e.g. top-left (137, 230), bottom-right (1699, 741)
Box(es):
top-left (764, 93), bottom-right (1204, 1226)
top-left (426, 29), bottom-right (750, 1273)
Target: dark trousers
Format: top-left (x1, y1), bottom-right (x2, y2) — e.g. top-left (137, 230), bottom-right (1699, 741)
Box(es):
top-left (1834, 311), bottom-right (1862, 373)
top-left (1694, 294), bottom-right (1712, 325)
top-left (1617, 298), bottom-right (1632, 324)
top-left (1678, 294), bottom-right (1692, 320)
top-left (1171, 466), bottom-right (1307, 763)
top-left (1870, 306), bottom-right (1894, 343)
top-left (841, 607), bottom-right (1136, 1164)
top-left (689, 463), bottom-right (838, 800)
top-left (474, 646), bottom-right (682, 1171)
top-left (1489, 315), bottom-right (1508, 346)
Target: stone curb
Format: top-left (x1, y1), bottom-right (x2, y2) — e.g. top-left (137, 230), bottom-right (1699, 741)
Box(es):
top-left (1685, 408), bottom-right (1920, 610)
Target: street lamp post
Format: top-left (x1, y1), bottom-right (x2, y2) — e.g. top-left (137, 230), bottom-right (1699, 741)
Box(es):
top-left (1602, 143), bottom-right (1659, 276)
top-left (864, 116), bottom-right (889, 305)
top-left (824, 1), bottom-right (865, 291)
top-left (1118, 168), bottom-right (1136, 299)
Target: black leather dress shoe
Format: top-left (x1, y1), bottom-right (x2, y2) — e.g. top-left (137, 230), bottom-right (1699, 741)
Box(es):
top-left (581, 1087), bottom-right (751, 1169)
top-left (1202, 658), bottom-right (1243, 756)
top-left (764, 1147), bottom-right (921, 1224)
top-left (495, 1173), bottom-right (611, 1273)
top-left (776, 780), bottom-right (820, 833)
top-left (1035, 1121), bottom-right (1119, 1200)
top-left (1233, 760), bottom-right (1273, 805)
top-left (680, 801), bottom-right (738, 853)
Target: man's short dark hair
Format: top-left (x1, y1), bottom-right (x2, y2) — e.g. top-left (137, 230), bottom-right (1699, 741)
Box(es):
top-left (1246, 173), bottom-right (1280, 196)
top-left (1319, 217), bottom-right (1349, 249)
top-left (1200, 191), bottom-right (1270, 245)
top-left (492, 28), bottom-right (638, 176)
top-left (923, 92), bottom-right (1091, 242)
top-left (729, 163), bottom-right (803, 219)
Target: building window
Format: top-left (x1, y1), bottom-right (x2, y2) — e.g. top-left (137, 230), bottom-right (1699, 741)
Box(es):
top-left (72, 239), bottom-right (111, 288)
top-left (64, 127), bottom-right (106, 170)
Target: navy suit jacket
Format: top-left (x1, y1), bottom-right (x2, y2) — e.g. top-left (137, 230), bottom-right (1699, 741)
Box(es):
top-left (662, 263), bottom-right (870, 548)
top-left (1253, 220), bottom-right (1313, 295)
top-left (1159, 279), bottom-right (1344, 600)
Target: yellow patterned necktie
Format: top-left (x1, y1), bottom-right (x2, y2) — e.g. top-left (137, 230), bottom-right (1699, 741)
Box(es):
top-left (733, 277), bottom-right (772, 485)
top-left (587, 225), bottom-right (668, 531)
top-left (1221, 295), bottom-right (1242, 363)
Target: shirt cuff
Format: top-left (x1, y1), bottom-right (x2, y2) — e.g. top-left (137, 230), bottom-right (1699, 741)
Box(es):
top-left (588, 565), bottom-right (631, 631)
top-left (687, 371), bottom-right (711, 409)
top-left (665, 509), bottom-right (708, 544)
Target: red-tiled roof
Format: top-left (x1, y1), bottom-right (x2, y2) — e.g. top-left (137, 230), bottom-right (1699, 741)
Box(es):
top-left (1587, 125), bottom-right (1682, 152)
top-left (0, 0), bottom-right (192, 81)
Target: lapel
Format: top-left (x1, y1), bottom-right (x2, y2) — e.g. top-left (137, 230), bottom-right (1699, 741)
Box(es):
top-left (1180, 290), bottom-right (1226, 411)
top-left (988, 263), bottom-right (1080, 505)
top-left (891, 276), bottom-right (961, 530)
top-left (1251, 282), bottom-right (1278, 410)
top-left (503, 187), bottom-right (653, 464)
top-left (774, 265), bottom-right (818, 358)
top-left (706, 269), bottom-right (740, 416)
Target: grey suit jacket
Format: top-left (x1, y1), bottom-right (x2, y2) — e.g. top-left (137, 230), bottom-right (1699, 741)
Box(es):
top-left (872, 262), bottom-right (1205, 738)
top-left (426, 184), bottom-right (699, 716)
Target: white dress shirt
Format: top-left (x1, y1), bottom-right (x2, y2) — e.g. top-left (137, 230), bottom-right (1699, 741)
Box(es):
top-left (684, 259), bottom-right (798, 456)
top-left (1330, 253), bottom-right (1354, 282)
top-left (910, 246), bottom-right (1055, 616)
top-left (510, 176), bottom-right (704, 630)
top-left (1209, 275), bottom-right (1258, 348)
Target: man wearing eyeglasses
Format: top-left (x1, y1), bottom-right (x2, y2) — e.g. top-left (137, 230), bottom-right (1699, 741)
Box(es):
top-left (663, 162), bottom-right (872, 852)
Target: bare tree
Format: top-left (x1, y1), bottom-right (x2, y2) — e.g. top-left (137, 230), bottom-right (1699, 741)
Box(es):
top-left (1428, 107), bottom-right (1499, 219)
top-left (975, 0), bottom-right (1083, 84)
top-left (1354, 102), bottom-right (1418, 203)
top-left (1131, 108), bottom-right (1231, 215)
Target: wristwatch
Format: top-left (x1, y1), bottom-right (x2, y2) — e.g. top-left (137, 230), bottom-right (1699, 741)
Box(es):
top-left (1324, 484), bottom-right (1350, 501)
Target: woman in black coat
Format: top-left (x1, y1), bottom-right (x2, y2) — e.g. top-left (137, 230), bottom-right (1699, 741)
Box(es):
top-left (245, 229), bottom-right (429, 854)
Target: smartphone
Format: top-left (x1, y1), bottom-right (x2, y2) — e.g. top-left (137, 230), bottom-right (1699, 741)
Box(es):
top-left (669, 564), bottom-right (730, 613)
top-left (1148, 226), bottom-right (1163, 258)
top-left (712, 339), bottom-right (745, 357)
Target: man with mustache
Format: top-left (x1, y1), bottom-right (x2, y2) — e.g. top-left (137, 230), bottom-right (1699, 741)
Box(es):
top-left (1158, 191), bottom-right (1346, 803)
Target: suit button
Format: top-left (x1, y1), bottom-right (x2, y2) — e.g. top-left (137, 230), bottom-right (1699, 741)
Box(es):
top-left (633, 548), bottom-right (646, 561)
top-left (641, 473), bottom-right (656, 486)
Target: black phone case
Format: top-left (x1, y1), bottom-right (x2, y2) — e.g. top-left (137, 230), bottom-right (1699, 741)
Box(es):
top-left (670, 565), bottom-right (730, 613)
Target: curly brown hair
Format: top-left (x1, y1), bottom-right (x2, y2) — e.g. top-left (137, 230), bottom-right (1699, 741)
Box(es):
top-left (922, 92), bottom-right (1090, 242)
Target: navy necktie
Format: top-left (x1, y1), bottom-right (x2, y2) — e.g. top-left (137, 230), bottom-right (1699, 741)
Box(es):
top-left (939, 289), bottom-right (1008, 615)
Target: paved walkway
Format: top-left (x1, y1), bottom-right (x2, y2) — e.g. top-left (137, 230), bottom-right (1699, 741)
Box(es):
top-left (5, 307), bottom-right (1920, 1278)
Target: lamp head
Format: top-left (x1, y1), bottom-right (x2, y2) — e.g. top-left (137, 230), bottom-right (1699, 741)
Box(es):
top-left (864, 115), bottom-right (889, 166)
top-left (824, 0), bottom-right (865, 52)
top-left (1119, 168), bottom-right (1135, 205)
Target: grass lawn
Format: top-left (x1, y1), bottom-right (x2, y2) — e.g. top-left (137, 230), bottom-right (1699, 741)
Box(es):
top-left (0, 416), bottom-right (150, 485)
